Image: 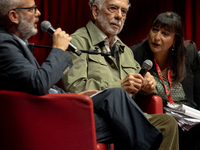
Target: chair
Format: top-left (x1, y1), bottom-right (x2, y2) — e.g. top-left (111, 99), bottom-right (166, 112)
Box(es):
top-left (0, 90), bottom-right (97, 150)
top-left (135, 94), bottom-right (163, 114)
top-left (0, 90), bottom-right (162, 150)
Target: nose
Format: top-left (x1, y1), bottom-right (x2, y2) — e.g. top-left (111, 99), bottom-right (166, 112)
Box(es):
top-left (36, 8), bottom-right (41, 17)
top-left (115, 9), bottom-right (123, 19)
top-left (154, 31), bottom-right (161, 41)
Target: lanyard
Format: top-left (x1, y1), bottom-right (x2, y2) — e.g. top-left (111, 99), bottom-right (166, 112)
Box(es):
top-left (154, 59), bottom-right (174, 104)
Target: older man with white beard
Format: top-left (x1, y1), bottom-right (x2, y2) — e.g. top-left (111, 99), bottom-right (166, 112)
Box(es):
top-left (62, 0), bottom-right (179, 150)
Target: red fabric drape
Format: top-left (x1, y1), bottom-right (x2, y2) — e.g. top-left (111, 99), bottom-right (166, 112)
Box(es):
top-left (29, 0), bottom-right (199, 65)
top-left (195, 0), bottom-right (200, 49)
top-left (30, 0), bottom-right (91, 64)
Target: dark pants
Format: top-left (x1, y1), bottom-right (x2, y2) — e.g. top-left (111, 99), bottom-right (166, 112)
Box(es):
top-left (92, 88), bottom-right (163, 150)
top-left (179, 124), bottom-right (200, 150)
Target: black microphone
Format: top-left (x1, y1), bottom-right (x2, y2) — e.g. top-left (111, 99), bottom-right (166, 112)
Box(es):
top-left (40, 21), bottom-right (82, 56)
top-left (139, 60), bottom-right (153, 76)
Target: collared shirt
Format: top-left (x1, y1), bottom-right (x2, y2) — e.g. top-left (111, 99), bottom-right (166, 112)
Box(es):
top-left (95, 26), bottom-right (119, 52)
top-left (13, 34), bottom-right (27, 47)
top-left (94, 24), bottom-right (119, 65)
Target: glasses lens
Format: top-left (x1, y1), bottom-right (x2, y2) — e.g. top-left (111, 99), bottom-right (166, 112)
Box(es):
top-left (34, 6), bottom-right (37, 13)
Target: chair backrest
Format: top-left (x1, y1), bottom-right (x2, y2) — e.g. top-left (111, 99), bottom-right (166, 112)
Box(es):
top-left (0, 90), bottom-right (97, 150)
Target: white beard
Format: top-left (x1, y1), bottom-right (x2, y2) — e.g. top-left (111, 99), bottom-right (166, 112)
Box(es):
top-left (97, 12), bottom-right (125, 36)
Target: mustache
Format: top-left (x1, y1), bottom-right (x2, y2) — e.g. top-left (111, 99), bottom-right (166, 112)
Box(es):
top-left (110, 19), bottom-right (122, 26)
top-left (35, 18), bottom-right (39, 23)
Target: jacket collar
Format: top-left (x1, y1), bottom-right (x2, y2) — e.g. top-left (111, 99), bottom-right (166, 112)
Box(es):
top-left (0, 24), bottom-right (8, 33)
top-left (86, 20), bottom-right (125, 53)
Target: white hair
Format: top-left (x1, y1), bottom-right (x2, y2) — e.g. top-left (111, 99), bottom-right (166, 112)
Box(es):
top-left (89, 0), bottom-right (131, 10)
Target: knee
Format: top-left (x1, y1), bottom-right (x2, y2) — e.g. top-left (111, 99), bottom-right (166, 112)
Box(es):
top-left (151, 114), bottom-right (178, 132)
top-left (159, 114), bottom-right (178, 132)
top-left (105, 88), bottom-right (127, 97)
top-left (104, 88), bottom-right (129, 103)
top-left (165, 115), bottom-right (177, 126)
top-left (106, 88), bottom-right (126, 93)
top-left (162, 114), bottom-right (176, 125)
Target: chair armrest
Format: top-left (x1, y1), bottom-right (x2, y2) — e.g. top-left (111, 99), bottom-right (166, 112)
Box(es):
top-left (135, 94), bottom-right (163, 114)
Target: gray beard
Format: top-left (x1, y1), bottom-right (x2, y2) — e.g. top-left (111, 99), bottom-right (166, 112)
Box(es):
top-left (17, 13), bottom-right (38, 40)
top-left (97, 13), bottom-right (124, 36)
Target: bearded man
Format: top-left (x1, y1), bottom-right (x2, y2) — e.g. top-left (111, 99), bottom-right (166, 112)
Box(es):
top-left (0, 0), bottom-right (170, 149)
top-left (0, 0), bottom-right (73, 95)
top-left (62, 0), bottom-right (179, 150)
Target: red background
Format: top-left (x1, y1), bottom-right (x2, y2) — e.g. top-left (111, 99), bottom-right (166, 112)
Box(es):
top-left (29, 0), bottom-right (199, 65)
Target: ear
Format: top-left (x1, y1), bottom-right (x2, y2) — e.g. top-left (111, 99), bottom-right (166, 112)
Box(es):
top-left (92, 4), bottom-right (99, 21)
top-left (8, 10), bottom-right (20, 24)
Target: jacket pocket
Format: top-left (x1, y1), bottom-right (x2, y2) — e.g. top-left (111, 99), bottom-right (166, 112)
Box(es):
top-left (88, 54), bottom-right (108, 79)
top-left (121, 62), bottom-right (140, 74)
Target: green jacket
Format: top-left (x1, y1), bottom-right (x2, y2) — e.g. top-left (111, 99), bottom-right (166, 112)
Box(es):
top-left (62, 20), bottom-right (141, 93)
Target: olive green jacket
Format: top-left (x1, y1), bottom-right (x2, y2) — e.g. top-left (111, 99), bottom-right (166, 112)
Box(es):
top-left (62, 20), bottom-right (141, 93)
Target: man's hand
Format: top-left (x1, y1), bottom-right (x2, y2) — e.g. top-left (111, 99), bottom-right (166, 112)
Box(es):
top-left (52, 28), bottom-right (72, 51)
top-left (141, 72), bottom-right (156, 93)
top-left (78, 90), bottom-right (99, 96)
top-left (120, 73), bottom-right (144, 94)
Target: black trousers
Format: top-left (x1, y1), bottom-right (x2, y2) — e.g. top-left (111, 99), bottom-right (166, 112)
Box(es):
top-left (179, 124), bottom-right (200, 150)
top-left (92, 88), bottom-right (163, 150)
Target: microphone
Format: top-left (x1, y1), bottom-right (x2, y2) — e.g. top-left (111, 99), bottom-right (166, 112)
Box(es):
top-left (41, 21), bottom-right (82, 56)
top-left (139, 60), bottom-right (153, 76)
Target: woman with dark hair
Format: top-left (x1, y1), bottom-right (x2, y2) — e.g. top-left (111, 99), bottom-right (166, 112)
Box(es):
top-left (131, 11), bottom-right (200, 150)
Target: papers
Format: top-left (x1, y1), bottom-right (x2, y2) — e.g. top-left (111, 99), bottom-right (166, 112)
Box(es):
top-left (90, 88), bottom-right (108, 98)
top-left (164, 102), bottom-right (200, 131)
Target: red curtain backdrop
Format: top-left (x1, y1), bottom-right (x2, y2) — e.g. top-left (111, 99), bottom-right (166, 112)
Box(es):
top-left (30, 0), bottom-right (199, 65)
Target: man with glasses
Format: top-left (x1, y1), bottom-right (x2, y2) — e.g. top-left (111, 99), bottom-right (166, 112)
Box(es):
top-left (0, 0), bottom-right (74, 95)
top-left (0, 0), bottom-right (178, 149)
top-left (0, 1), bottom-right (163, 150)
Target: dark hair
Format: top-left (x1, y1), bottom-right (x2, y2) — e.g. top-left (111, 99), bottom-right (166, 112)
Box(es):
top-left (151, 11), bottom-right (186, 83)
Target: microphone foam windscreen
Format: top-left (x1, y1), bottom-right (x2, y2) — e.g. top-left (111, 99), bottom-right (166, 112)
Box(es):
top-left (41, 21), bottom-right (51, 31)
top-left (142, 60), bottom-right (153, 70)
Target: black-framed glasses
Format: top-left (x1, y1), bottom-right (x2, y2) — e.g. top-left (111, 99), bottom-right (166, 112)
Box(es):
top-left (11, 5), bottom-right (37, 14)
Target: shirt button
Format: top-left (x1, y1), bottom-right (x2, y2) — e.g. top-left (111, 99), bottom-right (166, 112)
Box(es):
top-left (101, 87), bottom-right (104, 90)
top-left (99, 60), bottom-right (101, 63)
top-left (111, 63), bottom-right (115, 68)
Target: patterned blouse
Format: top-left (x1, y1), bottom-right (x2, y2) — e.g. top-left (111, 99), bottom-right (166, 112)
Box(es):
top-left (152, 71), bottom-right (195, 108)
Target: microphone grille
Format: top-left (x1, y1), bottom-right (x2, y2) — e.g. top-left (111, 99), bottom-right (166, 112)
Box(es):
top-left (41, 21), bottom-right (51, 31)
top-left (142, 59), bottom-right (153, 70)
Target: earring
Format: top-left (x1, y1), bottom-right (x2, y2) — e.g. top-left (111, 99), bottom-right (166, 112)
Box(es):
top-left (172, 46), bottom-right (175, 51)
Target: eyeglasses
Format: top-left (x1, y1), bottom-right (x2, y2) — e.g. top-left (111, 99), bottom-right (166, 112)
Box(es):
top-left (11, 5), bottom-right (37, 14)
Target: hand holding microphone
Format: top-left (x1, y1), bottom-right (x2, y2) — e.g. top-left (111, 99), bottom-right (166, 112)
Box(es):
top-left (120, 59), bottom-right (154, 94)
top-left (41, 21), bottom-right (82, 56)
top-left (52, 28), bottom-right (72, 52)
top-left (139, 60), bottom-right (156, 92)
top-left (139, 60), bottom-right (153, 77)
